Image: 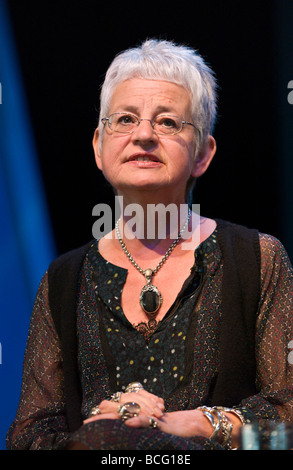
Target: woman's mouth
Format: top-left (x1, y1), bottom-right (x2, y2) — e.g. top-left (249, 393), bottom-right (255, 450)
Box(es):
top-left (126, 153), bottom-right (162, 166)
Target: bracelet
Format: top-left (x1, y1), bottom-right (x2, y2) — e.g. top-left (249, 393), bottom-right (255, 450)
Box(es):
top-left (197, 406), bottom-right (234, 450)
top-left (218, 411), bottom-right (233, 450)
top-left (214, 406), bottom-right (246, 425)
top-left (211, 409), bottom-right (223, 440)
top-left (197, 406), bottom-right (222, 440)
top-left (200, 409), bottom-right (216, 436)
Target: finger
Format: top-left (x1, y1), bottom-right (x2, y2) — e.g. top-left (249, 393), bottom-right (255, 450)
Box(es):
top-left (85, 400), bottom-right (121, 423)
top-left (121, 392), bottom-right (164, 417)
top-left (124, 414), bottom-right (160, 430)
top-left (98, 399), bottom-right (120, 414)
top-left (126, 397), bottom-right (164, 418)
top-left (138, 390), bottom-right (165, 410)
top-left (123, 389), bottom-right (165, 408)
top-left (83, 412), bottom-right (118, 425)
top-left (134, 389), bottom-right (165, 404)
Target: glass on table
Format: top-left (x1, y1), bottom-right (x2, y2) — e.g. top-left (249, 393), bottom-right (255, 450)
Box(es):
top-left (240, 420), bottom-right (293, 450)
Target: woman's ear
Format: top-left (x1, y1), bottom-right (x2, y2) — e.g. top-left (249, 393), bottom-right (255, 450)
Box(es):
top-left (92, 127), bottom-right (103, 170)
top-left (191, 135), bottom-right (216, 178)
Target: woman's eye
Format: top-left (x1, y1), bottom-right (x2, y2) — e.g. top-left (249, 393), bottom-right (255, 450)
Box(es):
top-left (118, 114), bottom-right (136, 124)
top-left (161, 118), bottom-right (176, 127)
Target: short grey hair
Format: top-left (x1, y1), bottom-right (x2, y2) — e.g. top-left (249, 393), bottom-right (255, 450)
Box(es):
top-left (98, 39), bottom-right (218, 203)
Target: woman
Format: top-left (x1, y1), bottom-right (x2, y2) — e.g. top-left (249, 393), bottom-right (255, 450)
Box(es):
top-left (7, 39), bottom-right (293, 450)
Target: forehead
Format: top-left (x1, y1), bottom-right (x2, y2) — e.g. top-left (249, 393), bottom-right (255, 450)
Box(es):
top-left (109, 78), bottom-right (192, 115)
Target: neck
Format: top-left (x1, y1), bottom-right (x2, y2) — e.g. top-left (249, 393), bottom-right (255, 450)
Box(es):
top-left (116, 191), bottom-right (191, 247)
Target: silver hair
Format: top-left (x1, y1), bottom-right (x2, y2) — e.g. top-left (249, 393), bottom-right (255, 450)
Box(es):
top-left (98, 39), bottom-right (218, 202)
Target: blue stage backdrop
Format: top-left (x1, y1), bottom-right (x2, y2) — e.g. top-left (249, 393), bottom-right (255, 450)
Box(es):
top-left (0, 1), bottom-right (56, 450)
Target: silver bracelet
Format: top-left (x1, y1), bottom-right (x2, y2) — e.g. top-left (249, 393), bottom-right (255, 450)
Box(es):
top-left (197, 406), bottom-right (234, 450)
top-left (218, 411), bottom-right (233, 450)
top-left (197, 406), bottom-right (222, 440)
top-left (213, 406), bottom-right (246, 425)
top-left (200, 409), bottom-right (216, 436)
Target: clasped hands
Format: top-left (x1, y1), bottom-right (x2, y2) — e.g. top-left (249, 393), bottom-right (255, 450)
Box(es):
top-left (83, 384), bottom-right (215, 440)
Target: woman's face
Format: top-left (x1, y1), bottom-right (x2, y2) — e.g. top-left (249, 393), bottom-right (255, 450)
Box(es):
top-left (93, 78), bottom-right (214, 202)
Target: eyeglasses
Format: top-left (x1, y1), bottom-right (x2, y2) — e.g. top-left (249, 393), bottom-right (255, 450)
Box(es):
top-left (101, 112), bottom-right (197, 135)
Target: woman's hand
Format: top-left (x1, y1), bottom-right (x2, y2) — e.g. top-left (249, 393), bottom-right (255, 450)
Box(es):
top-left (83, 389), bottom-right (165, 425)
top-left (125, 408), bottom-right (242, 447)
top-left (125, 409), bottom-right (212, 439)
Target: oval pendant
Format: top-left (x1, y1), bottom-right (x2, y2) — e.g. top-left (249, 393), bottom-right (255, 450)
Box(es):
top-left (140, 284), bottom-right (163, 316)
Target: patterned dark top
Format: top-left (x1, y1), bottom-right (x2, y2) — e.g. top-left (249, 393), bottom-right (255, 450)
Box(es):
top-left (6, 229), bottom-right (293, 450)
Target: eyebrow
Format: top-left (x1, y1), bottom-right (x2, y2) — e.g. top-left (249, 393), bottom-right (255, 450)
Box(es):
top-left (117, 105), bottom-right (176, 115)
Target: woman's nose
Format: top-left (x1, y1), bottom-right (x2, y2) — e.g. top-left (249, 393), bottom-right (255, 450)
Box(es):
top-left (131, 119), bottom-right (158, 145)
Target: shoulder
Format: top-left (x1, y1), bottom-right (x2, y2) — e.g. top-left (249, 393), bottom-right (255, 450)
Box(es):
top-left (259, 232), bottom-right (292, 274)
top-left (47, 240), bottom-right (95, 338)
top-left (259, 232), bottom-right (288, 253)
top-left (216, 218), bottom-right (292, 266)
top-left (215, 219), bottom-right (261, 261)
top-left (48, 240), bottom-right (95, 275)
top-left (47, 240), bottom-right (95, 313)
top-left (215, 218), bottom-right (259, 238)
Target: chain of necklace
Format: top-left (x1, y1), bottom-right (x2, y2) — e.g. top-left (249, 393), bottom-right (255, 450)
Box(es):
top-left (115, 208), bottom-right (191, 316)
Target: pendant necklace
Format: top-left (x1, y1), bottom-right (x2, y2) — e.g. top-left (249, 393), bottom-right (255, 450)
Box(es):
top-left (115, 208), bottom-right (191, 317)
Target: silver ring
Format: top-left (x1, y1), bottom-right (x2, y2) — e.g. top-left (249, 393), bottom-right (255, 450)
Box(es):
top-left (125, 382), bottom-right (144, 393)
top-left (88, 405), bottom-right (102, 417)
top-left (110, 391), bottom-right (122, 402)
top-left (118, 402), bottom-right (141, 421)
top-left (149, 416), bottom-right (158, 428)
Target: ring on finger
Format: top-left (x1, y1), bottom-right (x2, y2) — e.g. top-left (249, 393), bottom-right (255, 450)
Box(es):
top-left (118, 402), bottom-right (141, 421)
top-left (88, 405), bottom-right (102, 417)
top-left (149, 416), bottom-right (158, 428)
top-left (110, 391), bottom-right (122, 402)
top-left (125, 382), bottom-right (144, 393)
